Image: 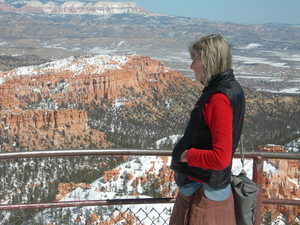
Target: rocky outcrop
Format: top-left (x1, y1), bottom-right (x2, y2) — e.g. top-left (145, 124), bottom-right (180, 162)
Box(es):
top-left (0, 55), bottom-right (181, 109)
top-left (55, 182), bottom-right (92, 202)
top-left (0, 1), bottom-right (148, 15)
top-left (0, 83), bottom-right (16, 110)
top-left (258, 145), bottom-right (286, 152)
top-left (104, 168), bottom-right (122, 183)
top-left (1, 109), bottom-right (88, 130)
top-left (0, 108), bottom-right (114, 151)
top-left (96, 211), bottom-right (138, 225)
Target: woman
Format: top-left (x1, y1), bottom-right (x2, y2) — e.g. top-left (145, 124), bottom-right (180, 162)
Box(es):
top-left (170, 34), bottom-right (245, 225)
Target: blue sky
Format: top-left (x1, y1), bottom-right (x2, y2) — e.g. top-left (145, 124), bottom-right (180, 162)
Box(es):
top-left (115, 0), bottom-right (300, 24)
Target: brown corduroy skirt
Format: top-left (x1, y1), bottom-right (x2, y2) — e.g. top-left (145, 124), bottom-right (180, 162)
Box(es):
top-left (169, 186), bottom-right (236, 225)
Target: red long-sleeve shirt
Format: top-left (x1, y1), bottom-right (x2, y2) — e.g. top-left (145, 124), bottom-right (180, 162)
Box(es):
top-left (186, 92), bottom-right (233, 171)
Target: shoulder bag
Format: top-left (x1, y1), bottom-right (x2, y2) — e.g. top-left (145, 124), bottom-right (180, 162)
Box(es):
top-left (231, 136), bottom-right (259, 225)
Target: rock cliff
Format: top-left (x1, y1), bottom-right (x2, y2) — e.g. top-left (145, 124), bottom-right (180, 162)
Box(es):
top-left (0, 108), bottom-right (114, 151)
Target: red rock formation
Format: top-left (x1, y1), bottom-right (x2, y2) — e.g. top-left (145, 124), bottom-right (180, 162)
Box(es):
top-left (97, 212), bottom-right (138, 225)
top-left (0, 55), bottom-right (187, 110)
top-left (0, 83), bottom-right (16, 110)
top-left (74, 215), bottom-right (81, 223)
top-left (103, 168), bottom-right (122, 183)
top-left (0, 108), bottom-right (114, 151)
top-left (259, 145), bottom-right (300, 223)
top-left (89, 213), bottom-right (99, 223)
top-left (127, 173), bottom-right (134, 181)
top-left (55, 182), bottom-right (92, 202)
top-left (0, 54), bottom-right (196, 152)
top-left (1, 109), bottom-right (87, 130)
top-left (258, 144), bottom-right (286, 152)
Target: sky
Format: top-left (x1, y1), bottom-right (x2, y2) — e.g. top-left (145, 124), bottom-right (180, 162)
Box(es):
top-left (115, 0), bottom-right (300, 25)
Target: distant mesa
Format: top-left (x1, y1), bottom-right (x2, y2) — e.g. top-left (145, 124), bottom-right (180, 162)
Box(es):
top-left (0, 0), bottom-right (149, 15)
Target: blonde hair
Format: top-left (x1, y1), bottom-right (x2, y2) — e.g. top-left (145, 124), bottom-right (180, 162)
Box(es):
top-left (188, 34), bottom-right (232, 86)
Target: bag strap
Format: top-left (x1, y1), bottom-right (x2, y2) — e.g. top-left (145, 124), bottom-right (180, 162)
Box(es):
top-left (240, 134), bottom-right (245, 170)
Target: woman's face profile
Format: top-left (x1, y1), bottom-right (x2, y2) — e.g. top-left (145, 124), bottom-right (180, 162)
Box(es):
top-left (190, 55), bottom-right (204, 82)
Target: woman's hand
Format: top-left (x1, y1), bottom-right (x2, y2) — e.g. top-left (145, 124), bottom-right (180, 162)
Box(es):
top-left (180, 150), bottom-right (189, 162)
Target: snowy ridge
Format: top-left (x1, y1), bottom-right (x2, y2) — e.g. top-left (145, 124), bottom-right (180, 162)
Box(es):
top-left (0, 55), bottom-right (130, 83)
top-left (62, 156), bottom-right (173, 201)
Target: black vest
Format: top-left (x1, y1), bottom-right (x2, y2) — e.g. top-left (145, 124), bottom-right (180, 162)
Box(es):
top-left (170, 69), bottom-right (245, 189)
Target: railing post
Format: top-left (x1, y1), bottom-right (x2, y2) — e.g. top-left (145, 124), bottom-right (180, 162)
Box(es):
top-left (252, 155), bottom-right (264, 225)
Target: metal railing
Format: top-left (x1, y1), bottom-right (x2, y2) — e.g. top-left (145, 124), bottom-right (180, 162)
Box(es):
top-left (0, 149), bottom-right (300, 225)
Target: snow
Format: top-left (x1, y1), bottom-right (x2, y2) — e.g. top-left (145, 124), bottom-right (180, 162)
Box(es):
top-left (285, 138), bottom-right (300, 152)
top-left (164, 97), bottom-right (173, 110)
top-left (155, 134), bottom-right (181, 149)
top-left (0, 55), bottom-right (130, 83)
top-left (233, 55), bottom-right (289, 68)
top-left (114, 98), bottom-right (127, 108)
top-left (269, 87), bottom-right (300, 94)
top-left (238, 43), bottom-right (261, 49)
top-left (117, 40), bottom-right (127, 47)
